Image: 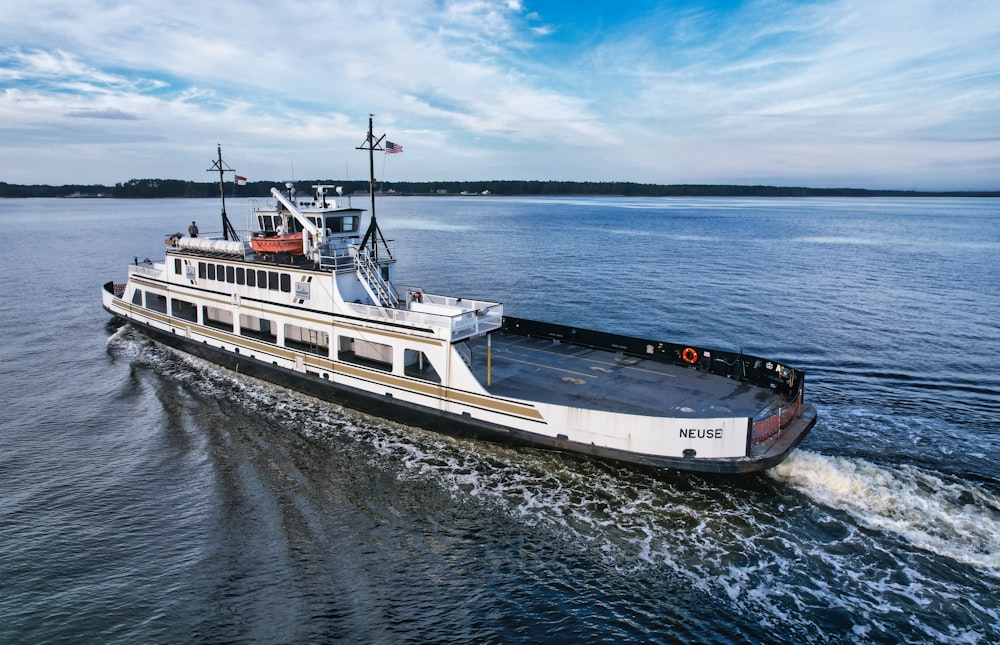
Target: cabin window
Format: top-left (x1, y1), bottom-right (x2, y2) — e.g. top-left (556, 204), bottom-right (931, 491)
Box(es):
top-left (280, 273), bottom-right (291, 293)
top-left (174, 258), bottom-right (182, 274)
top-left (131, 289), bottom-right (143, 306)
top-left (338, 335), bottom-right (392, 372)
top-left (146, 292), bottom-right (167, 313)
top-left (257, 270), bottom-right (267, 287)
top-left (284, 323), bottom-right (329, 356)
top-left (226, 266), bottom-right (235, 283)
top-left (246, 269), bottom-right (256, 288)
top-left (202, 306), bottom-right (233, 331)
top-left (325, 215), bottom-right (359, 233)
top-left (171, 297), bottom-right (198, 323)
top-left (268, 271), bottom-right (279, 291)
top-left (404, 349), bottom-right (441, 383)
top-left (207, 264), bottom-right (216, 280)
top-left (216, 264), bottom-right (225, 281)
top-left (198, 262), bottom-right (207, 279)
top-left (239, 314), bottom-right (276, 343)
top-left (236, 268), bottom-right (245, 285)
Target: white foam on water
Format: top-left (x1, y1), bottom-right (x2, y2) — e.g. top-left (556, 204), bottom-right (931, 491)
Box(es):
top-left (106, 330), bottom-right (998, 641)
top-left (770, 450), bottom-right (1000, 576)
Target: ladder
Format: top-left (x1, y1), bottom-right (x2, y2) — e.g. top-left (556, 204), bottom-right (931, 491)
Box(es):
top-left (354, 247), bottom-right (399, 308)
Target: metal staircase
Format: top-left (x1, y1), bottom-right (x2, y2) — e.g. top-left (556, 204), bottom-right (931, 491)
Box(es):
top-left (354, 247), bottom-right (399, 308)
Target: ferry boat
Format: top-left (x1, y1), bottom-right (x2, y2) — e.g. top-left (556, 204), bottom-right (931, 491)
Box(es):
top-left (102, 118), bottom-right (816, 474)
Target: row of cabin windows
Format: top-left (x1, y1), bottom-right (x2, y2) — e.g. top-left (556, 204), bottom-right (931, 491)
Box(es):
top-left (173, 258), bottom-right (291, 293)
top-left (134, 288), bottom-right (442, 384)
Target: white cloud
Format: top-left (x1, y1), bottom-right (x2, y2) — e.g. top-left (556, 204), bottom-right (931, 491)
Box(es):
top-left (0, 0), bottom-right (998, 188)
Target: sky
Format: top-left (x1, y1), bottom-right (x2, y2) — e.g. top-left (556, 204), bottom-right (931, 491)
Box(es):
top-left (1, 0), bottom-right (998, 190)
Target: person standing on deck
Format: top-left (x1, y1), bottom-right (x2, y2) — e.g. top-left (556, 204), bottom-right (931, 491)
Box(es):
top-left (188, 221), bottom-right (199, 237)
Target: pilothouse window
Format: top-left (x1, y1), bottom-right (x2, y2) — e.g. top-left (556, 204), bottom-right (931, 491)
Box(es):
top-left (325, 215), bottom-right (359, 234)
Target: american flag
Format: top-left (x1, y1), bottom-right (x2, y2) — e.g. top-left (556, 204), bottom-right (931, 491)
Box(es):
top-left (235, 175), bottom-right (247, 185)
top-left (385, 141), bottom-right (404, 154)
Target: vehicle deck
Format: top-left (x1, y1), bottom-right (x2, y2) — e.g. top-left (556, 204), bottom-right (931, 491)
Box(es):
top-left (465, 333), bottom-right (783, 419)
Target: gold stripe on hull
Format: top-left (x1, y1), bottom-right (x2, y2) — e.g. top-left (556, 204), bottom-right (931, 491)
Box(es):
top-left (109, 296), bottom-right (543, 423)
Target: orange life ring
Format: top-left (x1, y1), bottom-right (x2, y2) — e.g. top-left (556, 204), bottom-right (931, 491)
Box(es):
top-left (681, 347), bottom-right (698, 364)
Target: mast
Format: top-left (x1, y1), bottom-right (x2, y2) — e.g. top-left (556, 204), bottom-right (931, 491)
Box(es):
top-left (207, 145), bottom-right (240, 241)
top-left (356, 114), bottom-right (388, 258)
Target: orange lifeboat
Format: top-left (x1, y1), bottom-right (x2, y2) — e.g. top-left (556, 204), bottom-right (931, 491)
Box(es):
top-left (251, 232), bottom-right (304, 256)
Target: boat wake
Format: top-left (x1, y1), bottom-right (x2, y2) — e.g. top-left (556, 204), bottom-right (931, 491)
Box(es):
top-left (106, 328), bottom-right (999, 642)
top-left (770, 450), bottom-right (1000, 576)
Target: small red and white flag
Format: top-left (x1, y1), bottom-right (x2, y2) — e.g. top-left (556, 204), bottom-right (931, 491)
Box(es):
top-left (236, 175), bottom-right (247, 185)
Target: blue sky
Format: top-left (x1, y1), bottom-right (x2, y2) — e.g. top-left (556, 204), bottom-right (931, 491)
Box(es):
top-left (1, 0), bottom-right (998, 190)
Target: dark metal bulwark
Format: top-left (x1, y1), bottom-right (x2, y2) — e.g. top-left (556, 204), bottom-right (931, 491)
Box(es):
top-left (500, 316), bottom-right (804, 399)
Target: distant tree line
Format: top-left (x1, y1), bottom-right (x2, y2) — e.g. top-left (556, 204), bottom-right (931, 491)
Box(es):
top-left (1, 178), bottom-right (997, 198)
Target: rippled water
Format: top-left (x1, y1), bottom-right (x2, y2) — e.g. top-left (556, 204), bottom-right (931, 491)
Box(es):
top-left (1, 196), bottom-right (998, 643)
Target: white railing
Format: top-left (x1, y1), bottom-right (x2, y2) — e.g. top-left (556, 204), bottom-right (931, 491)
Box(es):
top-left (319, 239), bottom-right (394, 272)
top-left (342, 294), bottom-right (503, 342)
top-left (319, 246), bottom-right (356, 272)
top-left (128, 263), bottom-right (164, 279)
top-left (354, 247), bottom-right (399, 308)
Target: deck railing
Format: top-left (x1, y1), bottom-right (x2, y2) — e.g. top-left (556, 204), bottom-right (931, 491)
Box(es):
top-left (354, 248), bottom-right (399, 308)
top-left (342, 292), bottom-right (503, 342)
top-left (128, 263), bottom-right (164, 279)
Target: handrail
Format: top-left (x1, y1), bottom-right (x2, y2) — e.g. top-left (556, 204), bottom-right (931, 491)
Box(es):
top-left (342, 296), bottom-right (503, 342)
top-left (128, 263), bottom-right (163, 279)
top-left (353, 247), bottom-right (399, 308)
